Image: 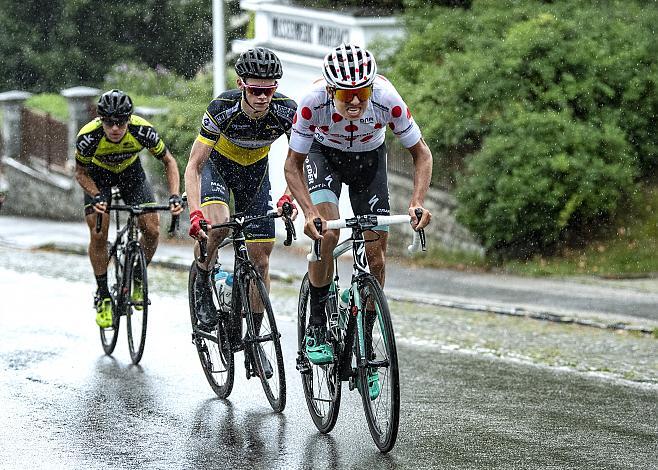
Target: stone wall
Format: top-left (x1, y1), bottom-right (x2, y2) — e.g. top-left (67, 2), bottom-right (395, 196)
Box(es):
top-left (2, 156), bottom-right (82, 220)
top-left (387, 172), bottom-right (483, 255)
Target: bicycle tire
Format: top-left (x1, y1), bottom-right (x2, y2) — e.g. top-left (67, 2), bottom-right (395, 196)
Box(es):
top-left (126, 244), bottom-right (148, 364)
top-left (188, 262), bottom-right (234, 397)
top-left (100, 241), bottom-right (120, 355)
top-left (356, 275), bottom-right (400, 453)
top-left (240, 266), bottom-right (286, 412)
top-left (297, 274), bottom-right (341, 433)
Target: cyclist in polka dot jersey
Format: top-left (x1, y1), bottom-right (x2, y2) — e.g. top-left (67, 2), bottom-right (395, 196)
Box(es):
top-left (284, 43), bottom-right (433, 365)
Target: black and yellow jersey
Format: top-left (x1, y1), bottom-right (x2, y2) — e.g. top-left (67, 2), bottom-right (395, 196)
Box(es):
top-left (196, 89), bottom-right (297, 166)
top-left (75, 115), bottom-right (167, 173)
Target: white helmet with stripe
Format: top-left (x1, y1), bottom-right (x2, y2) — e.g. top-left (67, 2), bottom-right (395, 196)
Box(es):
top-left (322, 43), bottom-right (377, 89)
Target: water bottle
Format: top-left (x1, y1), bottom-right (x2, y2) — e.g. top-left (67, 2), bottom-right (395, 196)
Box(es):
top-left (338, 288), bottom-right (350, 329)
top-left (339, 288), bottom-right (350, 311)
top-left (214, 267), bottom-right (232, 313)
top-left (215, 269), bottom-right (234, 313)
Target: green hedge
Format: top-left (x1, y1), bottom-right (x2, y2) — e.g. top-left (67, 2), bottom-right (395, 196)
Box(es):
top-left (456, 110), bottom-right (636, 258)
top-left (383, 0), bottom-right (656, 257)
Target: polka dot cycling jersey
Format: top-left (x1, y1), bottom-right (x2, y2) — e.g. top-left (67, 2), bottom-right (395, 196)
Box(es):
top-left (289, 75), bottom-right (422, 154)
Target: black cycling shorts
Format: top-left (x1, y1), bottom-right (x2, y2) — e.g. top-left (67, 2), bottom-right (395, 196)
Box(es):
top-left (304, 141), bottom-right (390, 227)
top-left (200, 153), bottom-right (274, 242)
top-left (83, 161), bottom-right (155, 216)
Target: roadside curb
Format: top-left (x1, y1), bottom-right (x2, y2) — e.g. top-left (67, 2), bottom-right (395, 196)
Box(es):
top-left (386, 292), bottom-right (657, 336)
top-left (24, 242), bottom-right (658, 337)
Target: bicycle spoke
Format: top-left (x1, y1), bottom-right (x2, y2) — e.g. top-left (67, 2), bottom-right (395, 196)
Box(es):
top-left (188, 262), bottom-right (234, 398)
top-left (242, 271), bottom-right (286, 412)
top-left (357, 275), bottom-right (400, 453)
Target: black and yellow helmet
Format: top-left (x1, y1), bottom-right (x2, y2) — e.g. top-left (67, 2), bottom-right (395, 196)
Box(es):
top-left (97, 89), bottom-right (133, 119)
top-left (235, 47), bottom-right (283, 80)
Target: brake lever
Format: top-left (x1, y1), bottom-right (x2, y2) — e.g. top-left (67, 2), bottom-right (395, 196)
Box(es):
top-left (313, 218), bottom-right (323, 261)
top-left (198, 220), bottom-right (208, 263)
top-left (414, 208), bottom-right (427, 251)
top-left (282, 202), bottom-right (296, 246)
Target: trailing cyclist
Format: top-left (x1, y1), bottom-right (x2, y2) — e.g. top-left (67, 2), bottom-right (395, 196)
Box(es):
top-left (284, 43), bottom-right (433, 371)
top-left (74, 89), bottom-right (183, 328)
top-left (184, 47), bottom-right (297, 334)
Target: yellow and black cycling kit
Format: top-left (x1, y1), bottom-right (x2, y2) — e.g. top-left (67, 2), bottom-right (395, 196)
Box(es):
top-left (197, 89), bottom-right (296, 166)
top-left (75, 115), bottom-right (167, 173)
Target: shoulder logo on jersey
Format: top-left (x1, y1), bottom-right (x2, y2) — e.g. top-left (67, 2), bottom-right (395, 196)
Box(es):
top-left (77, 134), bottom-right (95, 152)
top-left (137, 126), bottom-right (159, 142)
top-left (273, 105), bottom-right (295, 121)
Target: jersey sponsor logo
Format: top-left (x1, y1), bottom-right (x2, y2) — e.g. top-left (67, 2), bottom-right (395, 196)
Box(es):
top-left (395, 123), bottom-right (414, 136)
top-left (325, 174), bottom-right (333, 188)
top-left (305, 160), bottom-right (318, 185)
top-left (137, 126), bottom-right (159, 142)
top-left (274, 106), bottom-right (295, 121)
top-left (210, 181), bottom-right (227, 193)
top-left (360, 117), bottom-right (374, 124)
top-left (77, 134), bottom-right (95, 152)
top-left (369, 194), bottom-right (379, 212)
top-left (101, 152), bottom-right (134, 163)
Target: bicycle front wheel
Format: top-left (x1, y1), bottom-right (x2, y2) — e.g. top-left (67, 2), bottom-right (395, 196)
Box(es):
top-left (356, 275), bottom-right (400, 453)
top-left (188, 262), bottom-right (234, 398)
top-left (240, 267), bottom-right (286, 412)
top-left (100, 241), bottom-right (120, 355)
top-left (297, 274), bottom-right (341, 433)
top-left (126, 245), bottom-right (148, 364)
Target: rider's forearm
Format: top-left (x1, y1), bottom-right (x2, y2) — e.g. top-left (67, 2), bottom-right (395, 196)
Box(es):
top-left (75, 163), bottom-right (100, 197)
top-left (284, 150), bottom-right (317, 218)
top-left (162, 150), bottom-right (181, 196)
top-left (409, 138), bottom-right (433, 207)
top-left (184, 140), bottom-right (212, 214)
top-left (184, 163), bottom-right (202, 214)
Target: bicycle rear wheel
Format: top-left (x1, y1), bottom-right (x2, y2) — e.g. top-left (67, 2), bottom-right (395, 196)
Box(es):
top-left (297, 274), bottom-right (341, 433)
top-left (100, 241), bottom-right (120, 355)
top-left (126, 245), bottom-right (148, 364)
top-left (240, 267), bottom-right (286, 412)
top-left (356, 275), bottom-right (400, 453)
top-left (188, 262), bottom-right (234, 397)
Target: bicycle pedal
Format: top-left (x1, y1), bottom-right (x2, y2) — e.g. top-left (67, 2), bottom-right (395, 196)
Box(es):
top-left (348, 376), bottom-right (357, 391)
top-left (295, 352), bottom-right (312, 374)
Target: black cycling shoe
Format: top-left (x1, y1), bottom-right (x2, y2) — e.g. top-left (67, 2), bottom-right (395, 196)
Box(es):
top-left (194, 275), bottom-right (218, 329)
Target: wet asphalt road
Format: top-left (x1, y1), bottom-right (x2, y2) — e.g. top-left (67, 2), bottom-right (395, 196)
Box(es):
top-left (0, 248), bottom-right (657, 469)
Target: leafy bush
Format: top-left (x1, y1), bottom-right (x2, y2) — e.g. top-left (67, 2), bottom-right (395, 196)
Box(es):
top-left (382, 0), bottom-right (656, 257)
top-left (456, 110), bottom-right (636, 258)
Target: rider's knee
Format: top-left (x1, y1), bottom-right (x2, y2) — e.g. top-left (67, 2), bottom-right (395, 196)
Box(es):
top-left (89, 228), bottom-right (106, 245)
top-left (251, 251), bottom-right (271, 276)
top-left (322, 229), bottom-right (340, 249)
top-left (143, 223), bottom-right (160, 240)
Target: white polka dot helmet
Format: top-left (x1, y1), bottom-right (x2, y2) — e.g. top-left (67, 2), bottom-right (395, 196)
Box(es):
top-left (322, 43), bottom-right (377, 89)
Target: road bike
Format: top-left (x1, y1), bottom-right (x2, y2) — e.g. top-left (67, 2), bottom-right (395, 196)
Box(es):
top-left (188, 203), bottom-right (295, 412)
top-left (97, 188), bottom-right (179, 364)
top-left (296, 210), bottom-right (426, 452)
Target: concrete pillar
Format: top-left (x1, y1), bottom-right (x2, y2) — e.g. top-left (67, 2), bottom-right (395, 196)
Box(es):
top-left (61, 86), bottom-right (100, 171)
top-left (0, 90), bottom-right (32, 160)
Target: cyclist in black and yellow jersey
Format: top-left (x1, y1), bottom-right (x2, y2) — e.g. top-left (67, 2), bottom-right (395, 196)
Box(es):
top-left (75, 89), bottom-right (183, 328)
top-left (184, 47), bottom-right (297, 330)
